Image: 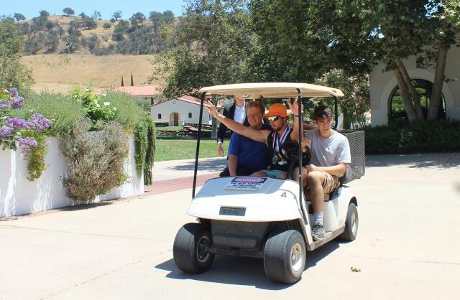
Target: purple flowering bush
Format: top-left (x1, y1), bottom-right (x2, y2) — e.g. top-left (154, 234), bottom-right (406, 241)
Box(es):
top-left (0, 88), bottom-right (53, 180)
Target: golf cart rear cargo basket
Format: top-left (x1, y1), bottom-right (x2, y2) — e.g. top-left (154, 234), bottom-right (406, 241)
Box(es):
top-left (340, 130), bottom-right (365, 183)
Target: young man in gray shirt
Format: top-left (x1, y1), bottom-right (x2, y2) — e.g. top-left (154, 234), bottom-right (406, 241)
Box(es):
top-left (302, 105), bottom-right (351, 241)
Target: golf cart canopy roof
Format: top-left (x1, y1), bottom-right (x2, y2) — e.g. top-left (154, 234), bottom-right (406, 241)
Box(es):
top-left (199, 82), bottom-right (344, 99)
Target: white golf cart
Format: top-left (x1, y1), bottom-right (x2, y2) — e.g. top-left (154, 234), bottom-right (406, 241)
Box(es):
top-left (173, 83), bottom-right (365, 284)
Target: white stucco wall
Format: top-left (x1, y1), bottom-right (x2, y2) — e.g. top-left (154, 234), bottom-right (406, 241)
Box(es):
top-left (370, 44), bottom-right (460, 126)
top-left (0, 137), bottom-right (144, 218)
top-left (151, 99), bottom-right (212, 125)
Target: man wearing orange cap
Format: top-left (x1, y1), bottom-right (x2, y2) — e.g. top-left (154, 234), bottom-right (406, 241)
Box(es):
top-left (208, 100), bottom-right (301, 178)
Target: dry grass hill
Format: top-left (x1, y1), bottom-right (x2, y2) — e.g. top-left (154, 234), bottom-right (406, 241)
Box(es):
top-left (19, 16), bottom-right (165, 94)
top-left (21, 54), bottom-right (160, 94)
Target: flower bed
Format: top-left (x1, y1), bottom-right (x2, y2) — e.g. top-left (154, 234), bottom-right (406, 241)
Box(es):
top-left (0, 136), bottom-right (143, 218)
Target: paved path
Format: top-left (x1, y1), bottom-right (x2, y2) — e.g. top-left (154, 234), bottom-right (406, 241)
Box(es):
top-left (0, 153), bottom-right (459, 300)
top-left (145, 173), bottom-right (219, 195)
top-left (144, 157), bottom-right (225, 195)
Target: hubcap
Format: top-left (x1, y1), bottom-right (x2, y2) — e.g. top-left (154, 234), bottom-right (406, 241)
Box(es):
top-left (197, 236), bottom-right (211, 262)
top-left (290, 242), bottom-right (304, 272)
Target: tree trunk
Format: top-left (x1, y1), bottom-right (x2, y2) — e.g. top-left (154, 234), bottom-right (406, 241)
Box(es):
top-left (396, 58), bottom-right (424, 120)
top-left (428, 46), bottom-right (448, 120)
top-left (393, 68), bottom-right (418, 123)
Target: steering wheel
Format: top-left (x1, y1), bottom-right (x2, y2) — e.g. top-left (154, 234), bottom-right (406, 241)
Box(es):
top-left (280, 141), bottom-right (311, 166)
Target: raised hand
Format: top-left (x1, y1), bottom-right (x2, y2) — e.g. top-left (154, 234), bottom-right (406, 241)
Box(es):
top-left (207, 100), bottom-right (219, 118)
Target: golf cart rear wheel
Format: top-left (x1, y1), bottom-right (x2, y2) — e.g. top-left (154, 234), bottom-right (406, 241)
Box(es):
top-left (173, 223), bottom-right (214, 274)
top-left (339, 202), bottom-right (359, 241)
top-left (264, 230), bottom-right (306, 284)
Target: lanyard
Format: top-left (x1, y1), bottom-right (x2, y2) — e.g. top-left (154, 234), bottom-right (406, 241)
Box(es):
top-left (272, 126), bottom-right (291, 153)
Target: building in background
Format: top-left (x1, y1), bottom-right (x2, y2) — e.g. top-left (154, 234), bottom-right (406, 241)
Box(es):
top-left (370, 43), bottom-right (460, 126)
top-left (150, 95), bottom-right (212, 126)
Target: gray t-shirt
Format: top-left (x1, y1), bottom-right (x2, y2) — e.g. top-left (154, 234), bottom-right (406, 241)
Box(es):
top-left (305, 128), bottom-right (351, 169)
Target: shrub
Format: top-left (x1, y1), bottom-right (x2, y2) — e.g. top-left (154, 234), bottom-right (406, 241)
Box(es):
top-left (62, 120), bottom-right (129, 201)
top-left (363, 119), bottom-right (460, 154)
top-left (17, 90), bottom-right (86, 138)
top-left (104, 91), bottom-right (144, 131)
top-left (104, 90), bottom-right (156, 184)
top-left (134, 114), bottom-right (156, 185)
top-left (69, 86), bottom-right (117, 130)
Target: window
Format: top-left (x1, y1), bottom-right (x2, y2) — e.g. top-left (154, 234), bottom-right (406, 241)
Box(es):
top-left (158, 113), bottom-right (162, 119)
top-left (188, 112), bottom-right (192, 118)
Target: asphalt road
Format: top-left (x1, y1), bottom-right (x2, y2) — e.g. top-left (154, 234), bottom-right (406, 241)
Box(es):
top-left (0, 153), bottom-right (459, 300)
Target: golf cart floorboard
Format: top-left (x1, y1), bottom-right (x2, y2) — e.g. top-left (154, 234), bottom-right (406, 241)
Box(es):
top-left (307, 225), bottom-right (345, 251)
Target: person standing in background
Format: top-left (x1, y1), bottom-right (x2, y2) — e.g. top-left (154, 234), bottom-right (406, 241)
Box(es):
top-left (216, 94), bottom-right (250, 156)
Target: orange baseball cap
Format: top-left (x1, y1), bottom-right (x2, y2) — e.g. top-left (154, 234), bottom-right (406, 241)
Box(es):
top-left (265, 103), bottom-right (288, 117)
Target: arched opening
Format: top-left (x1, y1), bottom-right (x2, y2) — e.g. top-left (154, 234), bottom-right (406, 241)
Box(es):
top-left (389, 79), bottom-right (446, 122)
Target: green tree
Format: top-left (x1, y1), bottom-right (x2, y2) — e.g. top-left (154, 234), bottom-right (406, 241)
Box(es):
top-left (44, 30), bottom-right (60, 52)
top-left (112, 20), bottom-right (129, 41)
top-left (13, 13), bottom-right (26, 22)
top-left (63, 7), bottom-right (75, 16)
top-left (249, 0), bottom-right (460, 122)
top-left (0, 18), bottom-right (33, 92)
top-left (31, 10), bottom-right (50, 31)
top-left (112, 11), bottom-right (122, 21)
top-left (248, 0), bottom-right (330, 82)
top-left (92, 11), bottom-right (102, 20)
top-left (149, 10), bottom-right (175, 33)
top-left (63, 35), bottom-right (79, 53)
top-left (24, 36), bottom-right (40, 54)
top-left (315, 70), bottom-right (370, 129)
top-left (129, 12), bottom-right (146, 30)
top-left (158, 0), bottom-right (254, 97)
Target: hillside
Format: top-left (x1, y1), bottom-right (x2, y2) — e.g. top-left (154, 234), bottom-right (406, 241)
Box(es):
top-left (21, 54), bottom-right (161, 94)
top-left (18, 15), bottom-right (169, 94)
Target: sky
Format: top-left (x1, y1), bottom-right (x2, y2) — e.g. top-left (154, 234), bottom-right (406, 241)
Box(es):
top-left (3, 0), bottom-right (187, 20)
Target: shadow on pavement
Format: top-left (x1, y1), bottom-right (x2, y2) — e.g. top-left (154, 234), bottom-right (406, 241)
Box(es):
top-left (155, 240), bottom-right (340, 289)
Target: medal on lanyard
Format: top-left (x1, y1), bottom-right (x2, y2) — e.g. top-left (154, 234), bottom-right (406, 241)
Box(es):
top-left (272, 128), bottom-right (290, 165)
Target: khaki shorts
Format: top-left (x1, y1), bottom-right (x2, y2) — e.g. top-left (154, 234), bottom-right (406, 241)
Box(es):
top-left (320, 171), bottom-right (340, 193)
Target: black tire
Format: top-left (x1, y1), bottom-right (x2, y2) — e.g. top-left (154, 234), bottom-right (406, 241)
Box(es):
top-left (264, 230), bottom-right (306, 284)
top-left (173, 223), bottom-right (214, 274)
top-left (339, 202), bottom-right (359, 241)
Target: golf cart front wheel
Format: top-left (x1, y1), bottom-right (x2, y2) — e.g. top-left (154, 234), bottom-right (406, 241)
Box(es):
top-left (264, 230), bottom-right (306, 284)
top-left (173, 223), bottom-right (214, 274)
top-left (339, 202), bottom-right (359, 241)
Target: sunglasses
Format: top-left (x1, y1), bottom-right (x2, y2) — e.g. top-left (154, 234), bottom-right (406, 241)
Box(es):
top-left (267, 116), bottom-right (281, 122)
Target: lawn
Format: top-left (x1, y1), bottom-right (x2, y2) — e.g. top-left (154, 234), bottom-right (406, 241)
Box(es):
top-left (154, 138), bottom-right (219, 161)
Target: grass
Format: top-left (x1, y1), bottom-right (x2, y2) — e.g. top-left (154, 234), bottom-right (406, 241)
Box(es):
top-left (154, 138), bottom-right (219, 161)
